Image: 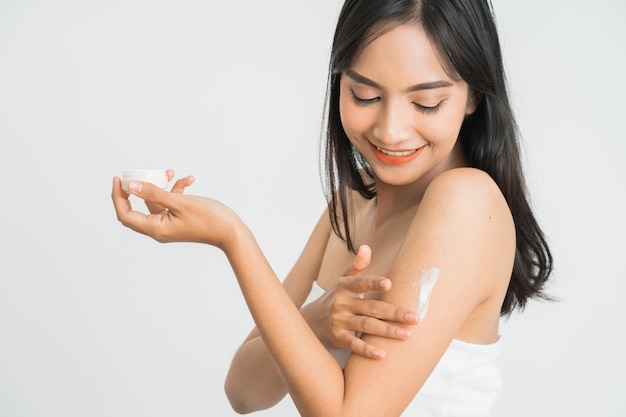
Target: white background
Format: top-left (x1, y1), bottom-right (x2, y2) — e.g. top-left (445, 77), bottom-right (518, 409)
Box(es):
top-left (0, 1), bottom-right (624, 416)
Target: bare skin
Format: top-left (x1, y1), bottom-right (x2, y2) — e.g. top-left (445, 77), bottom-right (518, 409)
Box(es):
top-left (223, 239), bottom-right (419, 413)
top-left (301, 244), bottom-right (420, 359)
top-left (117, 171), bottom-right (419, 413)
top-left (112, 167), bottom-right (514, 417)
top-left (112, 24), bottom-right (517, 417)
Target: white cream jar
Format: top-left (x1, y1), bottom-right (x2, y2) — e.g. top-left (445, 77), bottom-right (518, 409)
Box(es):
top-left (121, 169), bottom-right (168, 192)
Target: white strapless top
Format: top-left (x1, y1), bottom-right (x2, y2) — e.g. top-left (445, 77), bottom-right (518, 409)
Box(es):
top-left (308, 281), bottom-right (503, 417)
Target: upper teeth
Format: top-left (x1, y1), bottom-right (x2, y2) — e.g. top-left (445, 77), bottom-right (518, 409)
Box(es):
top-left (377, 146), bottom-right (416, 157)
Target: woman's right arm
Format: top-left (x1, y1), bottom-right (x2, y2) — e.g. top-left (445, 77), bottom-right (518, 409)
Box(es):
top-left (223, 210), bottom-right (331, 413)
top-left (223, 212), bottom-right (418, 413)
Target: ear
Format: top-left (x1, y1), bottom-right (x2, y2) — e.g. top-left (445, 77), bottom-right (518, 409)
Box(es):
top-left (465, 89), bottom-right (482, 115)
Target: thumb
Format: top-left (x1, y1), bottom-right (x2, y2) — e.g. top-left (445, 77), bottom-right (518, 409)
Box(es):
top-left (128, 180), bottom-right (176, 212)
top-left (344, 244), bottom-right (371, 276)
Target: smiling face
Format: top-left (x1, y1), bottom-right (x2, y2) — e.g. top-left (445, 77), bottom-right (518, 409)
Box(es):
top-left (339, 23), bottom-right (477, 189)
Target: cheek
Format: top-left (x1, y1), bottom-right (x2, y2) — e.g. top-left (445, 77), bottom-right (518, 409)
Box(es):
top-left (339, 95), bottom-right (369, 137)
top-left (427, 102), bottom-right (468, 144)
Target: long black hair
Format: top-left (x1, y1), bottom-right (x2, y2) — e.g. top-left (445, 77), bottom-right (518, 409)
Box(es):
top-left (322, 0), bottom-right (552, 315)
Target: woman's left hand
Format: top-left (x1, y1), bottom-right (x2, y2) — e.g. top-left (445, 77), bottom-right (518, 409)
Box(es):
top-left (111, 172), bottom-right (240, 249)
top-left (301, 245), bottom-right (419, 359)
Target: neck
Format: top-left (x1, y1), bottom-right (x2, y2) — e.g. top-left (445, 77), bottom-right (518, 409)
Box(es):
top-left (371, 181), bottom-right (424, 228)
top-left (371, 142), bottom-right (468, 227)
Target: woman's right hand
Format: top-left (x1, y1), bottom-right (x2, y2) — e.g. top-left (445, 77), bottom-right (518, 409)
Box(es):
top-left (301, 245), bottom-right (419, 359)
top-left (112, 172), bottom-right (242, 250)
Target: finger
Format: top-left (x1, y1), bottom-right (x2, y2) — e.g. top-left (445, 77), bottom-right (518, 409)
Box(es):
top-left (146, 200), bottom-right (167, 215)
top-left (343, 244), bottom-right (371, 276)
top-left (146, 173), bottom-right (193, 214)
top-left (170, 175), bottom-right (195, 194)
top-left (352, 244), bottom-right (371, 272)
top-left (112, 176), bottom-right (127, 196)
top-left (112, 177), bottom-right (153, 232)
top-left (127, 180), bottom-right (179, 216)
top-left (346, 336), bottom-right (386, 360)
top-left (340, 274), bottom-right (392, 294)
top-left (353, 298), bottom-right (420, 325)
top-left (350, 314), bottom-right (415, 340)
top-left (145, 169), bottom-right (175, 213)
top-left (113, 182), bottom-right (177, 241)
top-left (112, 176), bottom-right (132, 212)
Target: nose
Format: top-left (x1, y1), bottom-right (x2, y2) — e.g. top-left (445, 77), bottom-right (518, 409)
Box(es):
top-left (372, 99), bottom-right (413, 146)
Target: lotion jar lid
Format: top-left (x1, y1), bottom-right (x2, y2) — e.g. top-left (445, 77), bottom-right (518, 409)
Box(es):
top-left (121, 169), bottom-right (168, 192)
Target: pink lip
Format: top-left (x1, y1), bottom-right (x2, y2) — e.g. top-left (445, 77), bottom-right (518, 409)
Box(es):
top-left (370, 143), bottom-right (424, 165)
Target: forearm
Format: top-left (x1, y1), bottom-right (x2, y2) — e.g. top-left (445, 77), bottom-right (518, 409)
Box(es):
top-left (224, 223), bottom-right (345, 417)
top-left (224, 335), bottom-right (288, 413)
top-left (224, 303), bottom-right (336, 412)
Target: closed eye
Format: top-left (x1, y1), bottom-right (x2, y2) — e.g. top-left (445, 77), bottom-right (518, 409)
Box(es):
top-left (350, 89), bottom-right (379, 107)
top-left (413, 99), bottom-right (446, 115)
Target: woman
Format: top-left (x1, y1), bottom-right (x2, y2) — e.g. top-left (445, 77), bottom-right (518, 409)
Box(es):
top-left (112, 0), bottom-right (552, 415)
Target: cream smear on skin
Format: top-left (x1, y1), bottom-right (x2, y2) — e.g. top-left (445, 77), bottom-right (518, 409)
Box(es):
top-left (412, 267), bottom-right (440, 319)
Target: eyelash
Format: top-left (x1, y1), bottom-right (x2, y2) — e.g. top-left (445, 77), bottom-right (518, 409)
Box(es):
top-left (414, 101), bottom-right (445, 115)
top-left (350, 90), bottom-right (379, 107)
top-left (350, 89), bottom-right (445, 115)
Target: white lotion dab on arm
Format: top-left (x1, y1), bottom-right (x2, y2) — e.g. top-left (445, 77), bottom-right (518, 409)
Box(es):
top-left (121, 169), bottom-right (169, 192)
top-left (411, 267), bottom-right (440, 320)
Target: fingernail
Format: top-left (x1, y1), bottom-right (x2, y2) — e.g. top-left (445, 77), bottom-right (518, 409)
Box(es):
top-left (398, 329), bottom-right (411, 338)
top-left (379, 278), bottom-right (391, 290)
top-left (129, 181), bottom-right (143, 193)
top-left (406, 312), bottom-right (419, 323)
top-left (373, 350), bottom-right (386, 359)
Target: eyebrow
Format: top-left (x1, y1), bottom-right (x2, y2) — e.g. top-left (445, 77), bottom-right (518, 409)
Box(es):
top-left (345, 69), bottom-right (453, 92)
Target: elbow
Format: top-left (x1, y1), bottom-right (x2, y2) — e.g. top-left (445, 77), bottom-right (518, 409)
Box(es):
top-left (224, 362), bottom-right (286, 413)
top-left (227, 400), bottom-right (254, 415)
top-left (224, 379), bottom-right (260, 415)
top-left (228, 402), bottom-right (253, 415)
top-left (224, 382), bottom-right (251, 415)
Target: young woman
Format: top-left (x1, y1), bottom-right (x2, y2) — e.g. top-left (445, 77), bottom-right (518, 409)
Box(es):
top-left (112, 0), bottom-right (552, 416)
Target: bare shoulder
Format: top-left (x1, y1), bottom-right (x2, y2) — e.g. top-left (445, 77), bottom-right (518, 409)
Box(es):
top-left (425, 168), bottom-right (508, 210)
top-left (418, 168), bottom-right (514, 236)
top-left (428, 166), bottom-right (496, 188)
